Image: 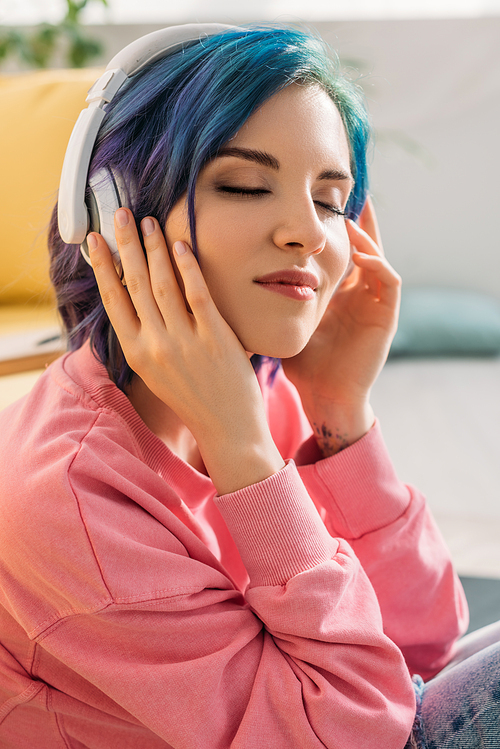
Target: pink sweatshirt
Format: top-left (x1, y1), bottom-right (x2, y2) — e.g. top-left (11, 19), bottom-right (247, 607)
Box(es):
top-left (0, 342), bottom-right (467, 748)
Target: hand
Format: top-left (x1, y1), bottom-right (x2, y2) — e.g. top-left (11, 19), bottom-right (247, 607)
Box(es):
top-left (282, 198), bottom-right (401, 455)
top-left (88, 209), bottom-right (285, 494)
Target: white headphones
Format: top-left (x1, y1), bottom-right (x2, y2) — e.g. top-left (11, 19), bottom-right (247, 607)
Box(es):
top-left (57, 23), bottom-right (235, 271)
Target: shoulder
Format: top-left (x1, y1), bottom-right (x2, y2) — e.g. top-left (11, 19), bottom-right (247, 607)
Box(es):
top-left (0, 346), bottom-right (144, 497)
top-left (0, 348), bottom-right (221, 638)
top-left (0, 343), bottom-right (146, 573)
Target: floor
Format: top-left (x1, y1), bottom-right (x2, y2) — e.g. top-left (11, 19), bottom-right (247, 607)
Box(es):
top-left (370, 357), bottom-right (500, 580)
top-left (433, 513), bottom-right (500, 580)
top-left (460, 576), bottom-right (500, 633)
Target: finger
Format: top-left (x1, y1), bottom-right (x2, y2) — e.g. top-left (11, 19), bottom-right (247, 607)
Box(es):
top-left (343, 220), bottom-right (383, 297)
top-left (346, 218), bottom-right (383, 259)
top-left (114, 208), bottom-right (162, 325)
top-left (352, 252), bottom-right (401, 306)
top-left (88, 231), bottom-right (140, 338)
top-left (347, 216), bottom-right (400, 293)
top-left (172, 241), bottom-right (220, 331)
top-left (358, 196), bottom-right (385, 256)
top-left (140, 217), bottom-right (189, 324)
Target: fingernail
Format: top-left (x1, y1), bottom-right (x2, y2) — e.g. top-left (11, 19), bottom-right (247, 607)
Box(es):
top-left (174, 241), bottom-right (187, 256)
top-left (87, 233), bottom-right (98, 250)
top-left (141, 217), bottom-right (155, 236)
top-left (115, 209), bottom-right (129, 228)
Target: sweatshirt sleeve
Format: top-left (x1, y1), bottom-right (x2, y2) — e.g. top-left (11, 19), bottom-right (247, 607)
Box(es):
top-left (22, 457), bottom-right (416, 749)
top-left (298, 421), bottom-right (469, 680)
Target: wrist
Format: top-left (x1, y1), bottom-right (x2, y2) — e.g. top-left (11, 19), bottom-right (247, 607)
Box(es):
top-left (198, 428), bottom-right (286, 496)
top-left (301, 397), bottom-right (375, 458)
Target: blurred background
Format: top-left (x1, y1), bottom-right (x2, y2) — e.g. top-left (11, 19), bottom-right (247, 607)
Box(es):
top-left (3, 1), bottom-right (500, 306)
top-left (1, 0), bottom-right (500, 629)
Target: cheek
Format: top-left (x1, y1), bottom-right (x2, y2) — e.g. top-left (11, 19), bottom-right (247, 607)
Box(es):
top-left (323, 228), bottom-right (351, 290)
top-left (196, 200), bottom-right (254, 252)
top-left (164, 200), bottom-right (190, 247)
top-left (191, 206), bottom-right (255, 288)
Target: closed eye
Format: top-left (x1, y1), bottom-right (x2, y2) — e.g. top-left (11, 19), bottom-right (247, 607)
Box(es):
top-left (216, 186), bottom-right (270, 197)
top-left (315, 201), bottom-right (346, 217)
top-left (217, 186), bottom-right (346, 216)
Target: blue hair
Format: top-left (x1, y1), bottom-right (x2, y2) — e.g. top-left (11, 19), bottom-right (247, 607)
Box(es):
top-left (50, 24), bottom-right (371, 390)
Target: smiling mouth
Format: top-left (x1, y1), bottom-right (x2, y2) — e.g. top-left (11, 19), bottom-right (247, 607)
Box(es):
top-left (254, 269), bottom-right (319, 301)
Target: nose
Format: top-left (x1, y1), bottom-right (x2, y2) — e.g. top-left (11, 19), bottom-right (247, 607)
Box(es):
top-left (272, 194), bottom-right (327, 256)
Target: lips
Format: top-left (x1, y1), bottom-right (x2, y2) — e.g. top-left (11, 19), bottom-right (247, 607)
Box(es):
top-left (255, 268), bottom-right (319, 288)
top-left (254, 268), bottom-right (319, 301)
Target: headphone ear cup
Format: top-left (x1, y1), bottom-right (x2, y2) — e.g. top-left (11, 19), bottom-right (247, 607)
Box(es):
top-left (80, 166), bottom-right (128, 275)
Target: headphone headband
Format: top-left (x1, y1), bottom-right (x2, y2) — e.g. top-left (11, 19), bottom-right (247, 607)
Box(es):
top-left (107, 23), bottom-right (233, 77)
top-left (57, 23), bottom-right (236, 246)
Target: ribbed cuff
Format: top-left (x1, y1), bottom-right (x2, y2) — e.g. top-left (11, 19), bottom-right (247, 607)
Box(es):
top-left (214, 461), bottom-right (337, 588)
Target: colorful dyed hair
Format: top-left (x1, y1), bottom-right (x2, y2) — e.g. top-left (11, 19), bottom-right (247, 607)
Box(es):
top-left (49, 24), bottom-right (371, 391)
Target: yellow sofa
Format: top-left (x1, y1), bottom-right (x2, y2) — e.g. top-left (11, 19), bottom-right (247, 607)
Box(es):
top-left (0, 67), bottom-right (101, 405)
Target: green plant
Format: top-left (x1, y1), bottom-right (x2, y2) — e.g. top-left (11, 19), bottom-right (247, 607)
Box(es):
top-left (0, 0), bottom-right (108, 69)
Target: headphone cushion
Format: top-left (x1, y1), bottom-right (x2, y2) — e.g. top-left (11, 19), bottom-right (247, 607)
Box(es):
top-left (80, 167), bottom-right (128, 270)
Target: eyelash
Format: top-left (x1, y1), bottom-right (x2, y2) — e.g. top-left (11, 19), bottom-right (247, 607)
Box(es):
top-left (316, 202), bottom-right (346, 218)
top-left (216, 186), bottom-right (346, 217)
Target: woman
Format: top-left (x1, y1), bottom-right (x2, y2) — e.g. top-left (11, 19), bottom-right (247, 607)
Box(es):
top-left (0, 22), bottom-right (493, 749)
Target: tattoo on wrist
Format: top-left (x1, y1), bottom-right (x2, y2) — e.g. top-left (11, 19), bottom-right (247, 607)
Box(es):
top-left (313, 422), bottom-right (349, 458)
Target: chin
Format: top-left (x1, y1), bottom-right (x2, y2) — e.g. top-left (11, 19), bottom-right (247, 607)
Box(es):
top-left (241, 330), bottom-right (311, 360)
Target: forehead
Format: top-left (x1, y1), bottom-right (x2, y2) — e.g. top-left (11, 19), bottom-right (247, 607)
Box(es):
top-left (228, 83), bottom-right (351, 173)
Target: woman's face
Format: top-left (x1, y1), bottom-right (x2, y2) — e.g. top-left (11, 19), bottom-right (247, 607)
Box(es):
top-left (165, 83), bottom-right (353, 358)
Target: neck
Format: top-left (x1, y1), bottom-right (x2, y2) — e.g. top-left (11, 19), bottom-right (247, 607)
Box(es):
top-left (126, 376), bottom-right (206, 474)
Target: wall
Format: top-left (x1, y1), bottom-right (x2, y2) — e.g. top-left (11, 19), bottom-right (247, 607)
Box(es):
top-left (318, 18), bottom-right (500, 300)
top-left (10, 17), bottom-right (499, 297)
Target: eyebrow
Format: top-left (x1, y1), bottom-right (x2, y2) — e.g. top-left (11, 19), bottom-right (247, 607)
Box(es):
top-left (215, 146), bottom-right (353, 185)
top-left (216, 147), bottom-right (280, 170)
top-left (318, 168), bottom-right (354, 185)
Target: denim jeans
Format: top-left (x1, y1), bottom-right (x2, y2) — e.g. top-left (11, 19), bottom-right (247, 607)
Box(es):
top-left (406, 620), bottom-right (500, 748)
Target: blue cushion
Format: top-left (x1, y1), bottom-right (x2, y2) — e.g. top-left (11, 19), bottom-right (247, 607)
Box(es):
top-left (389, 287), bottom-right (500, 357)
